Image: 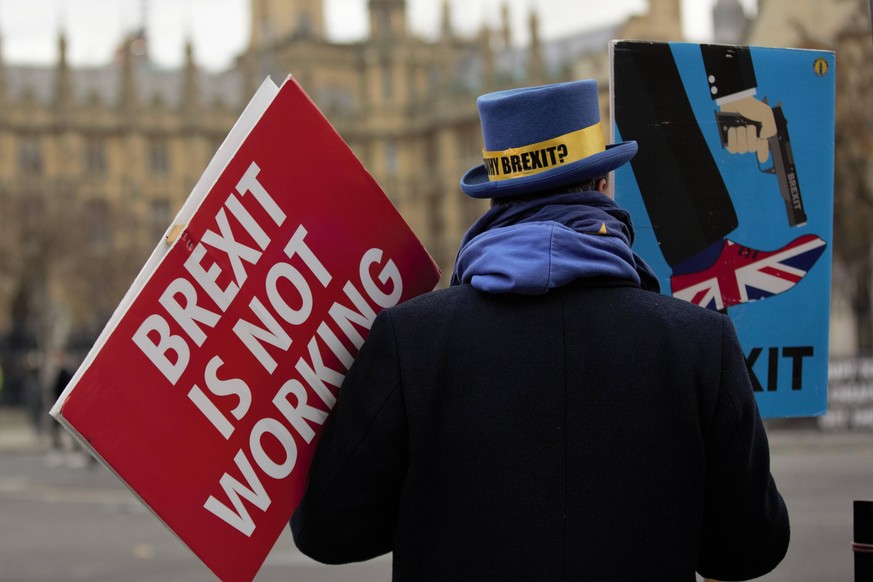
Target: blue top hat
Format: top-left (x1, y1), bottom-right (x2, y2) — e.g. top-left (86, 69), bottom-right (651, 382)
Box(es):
top-left (460, 79), bottom-right (637, 199)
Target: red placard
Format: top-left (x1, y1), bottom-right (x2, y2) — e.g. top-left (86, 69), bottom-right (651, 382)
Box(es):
top-left (52, 77), bottom-right (440, 581)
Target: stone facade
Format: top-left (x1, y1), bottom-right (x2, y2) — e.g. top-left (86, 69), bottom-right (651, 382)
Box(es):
top-left (3, 0), bottom-right (868, 413)
top-left (0, 0), bottom-right (686, 362)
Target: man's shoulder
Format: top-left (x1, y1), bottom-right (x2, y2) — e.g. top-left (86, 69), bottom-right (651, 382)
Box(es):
top-left (387, 284), bottom-right (478, 316)
top-left (559, 283), bottom-right (730, 333)
top-left (612, 285), bottom-right (725, 321)
top-left (386, 283), bottom-right (726, 328)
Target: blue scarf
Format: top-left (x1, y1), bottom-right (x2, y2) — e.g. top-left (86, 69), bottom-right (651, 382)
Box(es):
top-left (451, 191), bottom-right (660, 295)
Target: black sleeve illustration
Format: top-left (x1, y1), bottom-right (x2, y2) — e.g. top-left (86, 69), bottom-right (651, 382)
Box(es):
top-left (701, 44), bottom-right (757, 101)
top-left (613, 41), bottom-right (738, 269)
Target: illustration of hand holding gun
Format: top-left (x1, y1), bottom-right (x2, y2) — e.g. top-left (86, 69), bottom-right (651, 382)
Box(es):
top-left (717, 94), bottom-right (776, 163)
top-left (715, 94), bottom-right (807, 227)
top-left (668, 44), bottom-right (825, 311)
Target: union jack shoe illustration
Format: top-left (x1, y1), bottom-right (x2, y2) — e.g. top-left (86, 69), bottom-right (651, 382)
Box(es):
top-left (670, 234), bottom-right (827, 311)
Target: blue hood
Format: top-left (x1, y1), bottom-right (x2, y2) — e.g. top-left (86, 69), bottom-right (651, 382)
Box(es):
top-left (451, 191), bottom-right (659, 295)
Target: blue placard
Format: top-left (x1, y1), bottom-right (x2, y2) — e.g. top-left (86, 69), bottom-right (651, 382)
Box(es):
top-left (611, 40), bottom-right (835, 418)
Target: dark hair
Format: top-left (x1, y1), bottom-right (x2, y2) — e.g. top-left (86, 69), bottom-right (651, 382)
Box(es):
top-left (491, 175), bottom-right (608, 207)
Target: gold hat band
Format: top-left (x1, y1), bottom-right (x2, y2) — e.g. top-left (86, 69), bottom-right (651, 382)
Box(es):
top-left (481, 123), bottom-right (606, 182)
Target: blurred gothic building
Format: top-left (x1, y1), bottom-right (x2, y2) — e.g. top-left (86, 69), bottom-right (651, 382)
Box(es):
top-left (0, 0), bottom-right (861, 403)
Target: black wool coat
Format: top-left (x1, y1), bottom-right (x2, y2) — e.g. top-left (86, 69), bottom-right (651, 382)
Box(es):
top-left (291, 280), bottom-right (790, 581)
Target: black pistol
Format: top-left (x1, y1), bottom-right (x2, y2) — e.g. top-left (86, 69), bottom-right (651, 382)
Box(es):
top-left (715, 104), bottom-right (807, 227)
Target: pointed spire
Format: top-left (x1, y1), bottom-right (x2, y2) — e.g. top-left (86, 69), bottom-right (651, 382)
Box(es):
top-left (0, 23), bottom-right (8, 109)
top-left (54, 29), bottom-right (74, 111)
top-left (528, 8), bottom-right (544, 83)
top-left (478, 24), bottom-right (495, 89)
top-left (140, 0), bottom-right (149, 32)
top-left (181, 38), bottom-right (200, 113)
top-left (501, 2), bottom-right (512, 49)
top-left (368, 0), bottom-right (408, 40)
top-left (118, 33), bottom-right (140, 113)
top-left (440, 0), bottom-right (453, 41)
top-left (131, 0), bottom-right (150, 59)
top-left (250, 0), bottom-right (269, 49)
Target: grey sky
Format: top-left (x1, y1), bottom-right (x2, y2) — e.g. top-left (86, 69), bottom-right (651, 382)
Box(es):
top-left (0, 0), bottom-right (755, 71)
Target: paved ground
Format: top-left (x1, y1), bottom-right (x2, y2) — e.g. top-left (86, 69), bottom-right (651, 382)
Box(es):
top-left (0, 408), bottom-right (391, 582)
top-left (1, 407), bottom-right (871, 581)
